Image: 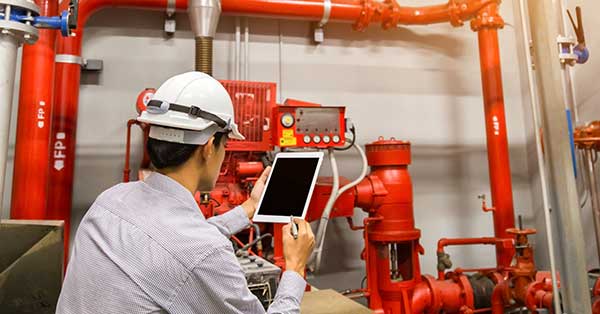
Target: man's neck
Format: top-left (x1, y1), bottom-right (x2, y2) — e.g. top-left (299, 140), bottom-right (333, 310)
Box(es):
top-left (158, 169), bottom-right (198, 195)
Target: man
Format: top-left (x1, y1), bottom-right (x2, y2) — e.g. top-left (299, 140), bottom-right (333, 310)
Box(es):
top-left (57, 72), bottom-right (315, 314)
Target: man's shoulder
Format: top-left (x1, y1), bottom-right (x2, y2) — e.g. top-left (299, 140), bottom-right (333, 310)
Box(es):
top-left (87, 181), bottom-right (231, 270)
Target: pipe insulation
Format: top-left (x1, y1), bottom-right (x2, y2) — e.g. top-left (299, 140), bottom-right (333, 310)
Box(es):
top-left (0, 35), bottom-right (19, 211)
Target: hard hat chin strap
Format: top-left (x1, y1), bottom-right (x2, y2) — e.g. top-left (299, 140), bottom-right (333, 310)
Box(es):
top-left (146, 99), bottom-right (229, 129)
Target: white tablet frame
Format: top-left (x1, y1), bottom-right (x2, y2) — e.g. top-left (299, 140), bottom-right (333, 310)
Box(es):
top-left (252, 151), bottom-right (324, 223)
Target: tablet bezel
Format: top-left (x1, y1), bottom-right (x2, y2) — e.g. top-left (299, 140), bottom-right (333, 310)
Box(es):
top-left (252, 151), bottom-right (324, 223)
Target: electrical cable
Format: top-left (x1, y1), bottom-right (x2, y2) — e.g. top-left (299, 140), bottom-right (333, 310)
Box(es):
top-left (311, 142), bottom-right (369, 273)
top-left (311, 148), bottom-right (339, 272)
top-left (236, 233), bottom-right (272, 255)
top-left (335, 125), bottom-right (356, 151)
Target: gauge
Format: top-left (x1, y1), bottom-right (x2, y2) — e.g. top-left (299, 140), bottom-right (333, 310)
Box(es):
top-left (323, 135), bottom-right (331, 144)
top-left (332, 135), bottom-right (341, 143)
top-left (313, 135), bottom-right (321, 144)
top-left (281, 113), bottom-right (295, 128)
top-left (303, 135), bottom-right (312, 144)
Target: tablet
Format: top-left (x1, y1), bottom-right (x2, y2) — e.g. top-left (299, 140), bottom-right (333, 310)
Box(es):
top-left (252, 152), bottom-right (324, 223)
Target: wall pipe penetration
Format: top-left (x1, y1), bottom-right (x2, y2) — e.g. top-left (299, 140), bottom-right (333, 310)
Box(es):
top-left (11, 0), bottom-right (546, 312)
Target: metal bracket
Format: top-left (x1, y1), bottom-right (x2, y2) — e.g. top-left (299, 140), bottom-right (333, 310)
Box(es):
top-left (313, 0), bottom-right (331, 43)
top-left (82, 58), bottom-right (102, 71)
top-left (557, 35), bottom-right (578, 66)
top-left (164, 14), bottom-right (176, 35)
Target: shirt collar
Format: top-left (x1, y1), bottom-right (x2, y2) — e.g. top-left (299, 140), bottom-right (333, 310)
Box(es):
top-left (144, 172), bottom-right (199, 210)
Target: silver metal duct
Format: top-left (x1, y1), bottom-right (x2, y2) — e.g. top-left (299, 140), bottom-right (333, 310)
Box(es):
top-left (188, 0), bottom-right (221, 38)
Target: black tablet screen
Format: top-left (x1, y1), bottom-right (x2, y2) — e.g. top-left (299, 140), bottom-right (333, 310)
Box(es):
top-left (257, 157), bottom-right (320, 217)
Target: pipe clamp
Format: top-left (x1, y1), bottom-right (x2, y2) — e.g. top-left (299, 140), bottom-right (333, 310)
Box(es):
top-left (55, 54), bottom-right (83, 65)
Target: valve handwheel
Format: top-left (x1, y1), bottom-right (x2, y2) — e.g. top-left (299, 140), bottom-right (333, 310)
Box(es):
top-left (506, 228), bottom-right (536, 236)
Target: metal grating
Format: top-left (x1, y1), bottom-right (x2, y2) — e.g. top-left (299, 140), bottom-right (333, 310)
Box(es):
top-left (220, 80), bottom-right (276, 152)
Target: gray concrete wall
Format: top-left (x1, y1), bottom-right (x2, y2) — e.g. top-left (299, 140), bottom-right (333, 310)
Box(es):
top-left (2, 0), bottom-right (533, 291)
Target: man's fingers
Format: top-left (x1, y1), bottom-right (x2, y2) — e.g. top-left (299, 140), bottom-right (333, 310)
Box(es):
top-left (259, 167), bottom-right (271, 183)
top-left (282, 223), bottom-right (291, 236)
top-left (293, 218), bottom-right (311, 235)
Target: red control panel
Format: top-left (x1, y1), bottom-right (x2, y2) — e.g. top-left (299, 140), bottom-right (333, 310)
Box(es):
top-left (273, 99), bottom-right (346, 148)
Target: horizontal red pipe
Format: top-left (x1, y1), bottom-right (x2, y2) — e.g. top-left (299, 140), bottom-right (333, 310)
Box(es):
top-left (222, 0), bottom-right (361, 21)
top-left (437, 237), bottom-right (503, 253)
top-left (221, 0), bottom-right (498, 27)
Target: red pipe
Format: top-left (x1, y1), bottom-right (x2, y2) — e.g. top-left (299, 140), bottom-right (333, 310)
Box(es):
top-left (436, 237), bottom-right (512, 279)
top-left (10, 0), bottom-right (58, 220)
top-left (473, 3), bottom-right (515, 268)
top-left (45, 0), bottom-right (187, 262)
top-left (491, 281), bottom-right (507, 314)
top-left (123, 119), bottom-right (139, 182)
top-left (221, 0), bottom-right (498, 30)
top-left (412, 275), bottom-right (475, 314)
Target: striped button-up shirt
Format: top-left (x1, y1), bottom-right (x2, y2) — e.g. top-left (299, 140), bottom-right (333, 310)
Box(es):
top-left (57, 172), bottom-right (306, 313)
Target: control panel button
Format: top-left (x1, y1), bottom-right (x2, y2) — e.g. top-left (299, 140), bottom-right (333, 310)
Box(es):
top-left (332, 135), bottom-right (341, 143)
top-left (281, 113), bottom-right (295, 128)
top-left (313, 135), bottom-right (321, 144)
top-left (303, 135), bottom-right (311, 144)
top-left (323, 135), bottom-right (331, 144)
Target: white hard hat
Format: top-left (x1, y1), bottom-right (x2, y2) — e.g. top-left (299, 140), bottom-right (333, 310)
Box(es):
top-left (137, 71), bottom-right (245, 145)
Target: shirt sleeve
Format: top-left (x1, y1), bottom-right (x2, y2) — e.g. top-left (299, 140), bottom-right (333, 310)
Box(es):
top-left (206, 206), bottom-right (250, 238)
top-left (166, 244), bottom-right (306, 314)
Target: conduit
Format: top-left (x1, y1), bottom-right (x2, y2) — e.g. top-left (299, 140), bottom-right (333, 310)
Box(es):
top-left (10, 0), bottom-right (57, 220)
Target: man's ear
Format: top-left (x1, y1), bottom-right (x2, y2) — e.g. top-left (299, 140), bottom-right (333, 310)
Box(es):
top-left (200, 136), bottom-right (215, 161)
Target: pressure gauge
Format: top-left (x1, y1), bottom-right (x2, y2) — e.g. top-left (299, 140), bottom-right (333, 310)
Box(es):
top-left (281, 113), bottom-right (295, 128)
top-left (323, 135), bottom-right (331, 144)
top-left (332, 135), bottom-right (341, 143)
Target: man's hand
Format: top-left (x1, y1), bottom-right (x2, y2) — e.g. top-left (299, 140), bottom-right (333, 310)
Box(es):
top-left (282, 218), bottom-right (315, 277)
top-left (241, 166), bottom-right (271, 219)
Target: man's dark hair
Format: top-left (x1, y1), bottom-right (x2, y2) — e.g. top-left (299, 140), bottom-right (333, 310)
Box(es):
top-left (147, 132), bottom-right (227, 169)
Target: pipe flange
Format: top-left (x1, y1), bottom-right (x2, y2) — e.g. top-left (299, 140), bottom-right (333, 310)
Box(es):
top-left (380, 0), bottom-right (399, 30)
top-left (448, 0), bottom-right (465, 27)
top-left (353, 0), bottom-right (375, 32)
top-left (455, 274), bottom-right (475, 310)
top-left (422, 275), bottom-right (443, 313)
top-left (469, 3), bottom-right (504, 32)
top-left (524, 279), bottom-right (551, 312)
top-left (0, 19), bottom-right (38, 44)
top-left (1, 0), bottom-right (40, 15)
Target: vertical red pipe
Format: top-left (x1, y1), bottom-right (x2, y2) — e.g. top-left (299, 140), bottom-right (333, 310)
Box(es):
top-left (47, 30), bottom-right (83, 261)
top-left (46, 0), bottom-right (186, 262)
top-left (10, 0), bottom-right (57, 220)
top-left (477, 26), bottom-right (516, 267)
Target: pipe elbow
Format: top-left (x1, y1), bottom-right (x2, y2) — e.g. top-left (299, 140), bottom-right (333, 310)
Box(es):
top-left (412, 281), bottom-right (433, 314)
